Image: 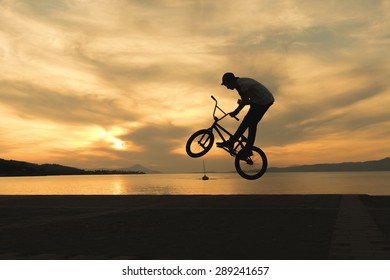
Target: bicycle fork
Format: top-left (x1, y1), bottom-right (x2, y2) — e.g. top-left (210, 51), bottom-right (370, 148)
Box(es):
top-left (197, 132), bottom-right (212, 149)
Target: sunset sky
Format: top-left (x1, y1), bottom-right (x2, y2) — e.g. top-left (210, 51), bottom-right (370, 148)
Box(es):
top-left (1, 0), bottom-right (389, 173)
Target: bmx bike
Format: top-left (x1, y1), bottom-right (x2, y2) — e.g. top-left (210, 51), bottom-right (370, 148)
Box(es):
top-left (186, 96), bottom-right (267, 180)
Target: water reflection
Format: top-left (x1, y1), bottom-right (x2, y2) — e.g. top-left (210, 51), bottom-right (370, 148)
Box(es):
top-left (112, 179), bottom-right (123, 195)
top-left (0, 172), bottom-right (389, 195)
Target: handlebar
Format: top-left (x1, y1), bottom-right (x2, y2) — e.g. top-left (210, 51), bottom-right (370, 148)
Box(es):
top-left (211, 95), bottom-right (239, 121)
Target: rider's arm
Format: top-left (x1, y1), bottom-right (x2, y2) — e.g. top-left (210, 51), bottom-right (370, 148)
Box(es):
top-left (229, 97), bottom-right (250, 117)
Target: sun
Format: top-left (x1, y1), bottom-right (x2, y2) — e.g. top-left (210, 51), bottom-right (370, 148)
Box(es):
top-left (113, 139), bottom-right (125, 150)
top-left (98, 130), bottom-right (126, 150)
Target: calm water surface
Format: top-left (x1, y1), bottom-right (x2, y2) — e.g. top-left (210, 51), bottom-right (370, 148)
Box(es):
top-left (0, 172), bottom-right (389, 195)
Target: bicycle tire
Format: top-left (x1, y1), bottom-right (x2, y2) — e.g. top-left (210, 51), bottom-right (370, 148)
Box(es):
top-left (186, 129), bottom-right (214, 158)
top-left (234, 146), bottom-right (267, 180)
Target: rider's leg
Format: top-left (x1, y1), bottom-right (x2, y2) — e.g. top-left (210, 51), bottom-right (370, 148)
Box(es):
top-left (243, 103), bottom-right (271, 150)
top-left (219, 113), bottom-right (251, 151)
top-left (246, 122), bottom-right (257, 150)
top-left (230, 115), bottom-right (250, 143)
top-left (222, 103), bottom-right (272, 151)
top-left (230, 104), bottom-right (260, 143)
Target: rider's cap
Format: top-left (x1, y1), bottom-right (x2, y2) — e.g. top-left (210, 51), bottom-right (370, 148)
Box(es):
top-left (221, 72), bottom-right (238, 85)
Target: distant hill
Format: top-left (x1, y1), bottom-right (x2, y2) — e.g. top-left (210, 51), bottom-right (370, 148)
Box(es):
top-left (120, 164), bottom-right (162, 174)
top-left (0, 159), bottom-right (145, 176)
top-left (0, 159), bottom-right (86, 176)
top-left (268, 157), bottom-right (390, 172)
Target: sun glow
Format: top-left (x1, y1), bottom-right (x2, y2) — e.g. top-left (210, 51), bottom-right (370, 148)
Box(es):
top-left (98, 130), bottom-right (126, 150)
top-left (113, 139), bottom-right (125, 150)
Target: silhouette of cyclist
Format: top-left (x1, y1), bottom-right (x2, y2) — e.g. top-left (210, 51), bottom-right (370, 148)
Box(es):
top-left (218, 72), bottom-right (274, 157)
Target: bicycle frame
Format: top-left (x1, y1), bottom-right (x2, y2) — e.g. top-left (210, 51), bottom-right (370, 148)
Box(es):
top-left (208, 96), bottom-right (247, 156)
top-left (187, 95), bottom-right (267, 179)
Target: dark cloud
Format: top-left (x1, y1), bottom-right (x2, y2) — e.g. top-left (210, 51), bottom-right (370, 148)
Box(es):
top-left (125, 123), bottom-right (189, 152)
top-left (72, 43), bottom-right (169, 87)
top-left (0, 80), bottom-right (138, 126)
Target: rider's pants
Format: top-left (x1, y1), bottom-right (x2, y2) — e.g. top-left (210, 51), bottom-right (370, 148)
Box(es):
top-left (230, 102), bottom-right (273, 149)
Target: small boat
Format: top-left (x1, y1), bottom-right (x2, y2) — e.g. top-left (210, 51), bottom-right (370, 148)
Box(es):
top-left (202, 160), bottom-right (209, 180)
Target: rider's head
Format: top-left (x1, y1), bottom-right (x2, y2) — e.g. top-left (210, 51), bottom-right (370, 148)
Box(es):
top-left (221, 72), bottom-right (238, 90)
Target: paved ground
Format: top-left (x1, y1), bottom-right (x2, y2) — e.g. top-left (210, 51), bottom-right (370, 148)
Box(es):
top-left (0, 195), bottom-right (389, 259)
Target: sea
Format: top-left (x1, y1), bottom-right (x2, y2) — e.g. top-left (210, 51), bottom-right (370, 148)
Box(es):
top-left (0, 172), bottom-right (389, 195)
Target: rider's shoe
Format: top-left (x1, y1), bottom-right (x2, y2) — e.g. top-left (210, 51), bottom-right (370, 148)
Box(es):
top-left (216, 140), bottom-right (234, 150)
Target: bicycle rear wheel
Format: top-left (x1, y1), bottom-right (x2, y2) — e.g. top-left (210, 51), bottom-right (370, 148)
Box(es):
top-left (186, 129), bottom-right (214, 158)
top-left (234, 146), bottom-right (267, 180)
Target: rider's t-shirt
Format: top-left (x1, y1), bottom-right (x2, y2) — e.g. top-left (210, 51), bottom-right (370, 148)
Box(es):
top-left (236, 78), bottom-right (274, 106)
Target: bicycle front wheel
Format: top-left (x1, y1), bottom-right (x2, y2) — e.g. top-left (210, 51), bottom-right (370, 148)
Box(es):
top-left (235, 146), bottom-right (267, 180)
top-left (186, 129), bottom-right (214, 158)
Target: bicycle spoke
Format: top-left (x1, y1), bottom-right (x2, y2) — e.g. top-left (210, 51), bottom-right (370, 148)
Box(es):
top-left (186, 129), bottom-right (214, 158)
top-left (194, 136), bottom-right (210, 151)
top-left (235, 147), bottom-right (267, 179)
